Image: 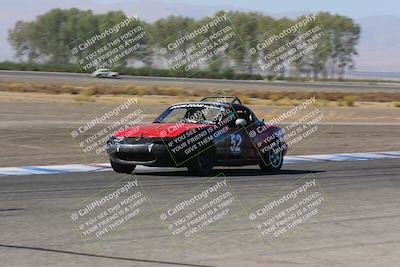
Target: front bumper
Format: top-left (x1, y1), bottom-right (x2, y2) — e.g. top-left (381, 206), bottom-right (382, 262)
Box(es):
top-left (106, 142), bottom-right (180, 167)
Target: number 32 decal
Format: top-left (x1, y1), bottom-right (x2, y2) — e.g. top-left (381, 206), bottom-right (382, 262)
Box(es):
top-left (230, 134), bottom-right (242, 154)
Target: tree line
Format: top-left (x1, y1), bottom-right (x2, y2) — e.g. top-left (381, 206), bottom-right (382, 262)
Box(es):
top-left (8, 8), bottom-right (360, 80)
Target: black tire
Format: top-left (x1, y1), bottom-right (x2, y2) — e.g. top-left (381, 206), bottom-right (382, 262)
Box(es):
top-left (259, 145), bottom-right (283, 173)
top-left (110, 160), bottom-right (136, 174)
top-left (187, 148), bottom-right (215, 176)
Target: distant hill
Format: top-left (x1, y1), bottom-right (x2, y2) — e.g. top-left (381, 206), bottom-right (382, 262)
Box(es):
top-left (354, 15), bottom-right (400, 72)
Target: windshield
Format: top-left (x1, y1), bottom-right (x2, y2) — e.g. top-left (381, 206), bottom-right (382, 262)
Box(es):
top-left (154, 104), bottom-right (224, 124)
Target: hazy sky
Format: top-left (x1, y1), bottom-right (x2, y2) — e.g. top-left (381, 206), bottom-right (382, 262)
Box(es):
top-left (98, 0), bottom-right (400, 18)
top-left (1, 0), bottom-right (399, 68)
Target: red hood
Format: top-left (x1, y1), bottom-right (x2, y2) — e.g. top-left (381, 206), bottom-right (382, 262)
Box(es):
top-left (114, 123), bottom-right (210, 138)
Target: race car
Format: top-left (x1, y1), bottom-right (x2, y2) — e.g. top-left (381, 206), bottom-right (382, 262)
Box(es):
top-left (106, 96), bottom-right (287, 176)
top-left (91, 68), bottom-right (120, 78)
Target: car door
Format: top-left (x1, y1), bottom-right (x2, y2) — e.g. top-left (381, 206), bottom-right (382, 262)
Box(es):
top-left (224, 106), bottom-right (258, 161)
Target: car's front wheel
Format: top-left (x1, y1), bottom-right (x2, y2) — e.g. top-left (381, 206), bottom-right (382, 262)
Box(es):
top-left (259, 146), bottom-right (283, 173)
top-left (110, 160), bottom-right (136, 174)
top-left (188, 148), bottom-right (215, 176)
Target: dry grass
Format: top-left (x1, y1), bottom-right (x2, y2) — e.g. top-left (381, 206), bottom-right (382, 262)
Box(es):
top-left (337, 95), bottom-right (358, 107)
top-left (342, 95), bottom-right (358, 107)
top-left (313, 99), bottom-right (329, 107)
top-left (268, 94), bottom-right (281, 102)
top-left (1, 81), bottom-right (400, 104)
top-left (275, 97), bottom-right (296, 106)
top-left (5, 83), bottom-right (26, 92)
top-left (80, 86), bottom-right (98, 96)
top-left (74, 94), bottom-right (95, 102)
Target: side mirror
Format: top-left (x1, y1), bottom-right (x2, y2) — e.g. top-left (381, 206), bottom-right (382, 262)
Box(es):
top-left (235, 118), bottom-right (247, 128)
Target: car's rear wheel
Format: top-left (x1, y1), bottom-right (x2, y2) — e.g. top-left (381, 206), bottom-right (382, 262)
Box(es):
top-left (259, 146), bottom-right (283, 173)
top-left (188, 148), bottom-right (215, 176)
top-left (110, 159), bottom-right (136, 174)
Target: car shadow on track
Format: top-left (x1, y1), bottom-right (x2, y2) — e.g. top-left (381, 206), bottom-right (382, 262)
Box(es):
top-left (135, 169), bottom-right (324, 177)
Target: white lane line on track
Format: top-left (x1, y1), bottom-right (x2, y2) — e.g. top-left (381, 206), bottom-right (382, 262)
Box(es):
top-left (0, 151), bottom-right (399, 176)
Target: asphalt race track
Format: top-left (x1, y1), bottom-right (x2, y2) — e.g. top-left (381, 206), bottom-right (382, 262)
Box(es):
top-left (1, 159), bottom-right (399, 267)
top-left (1, 70), bottom-right (400, 93)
